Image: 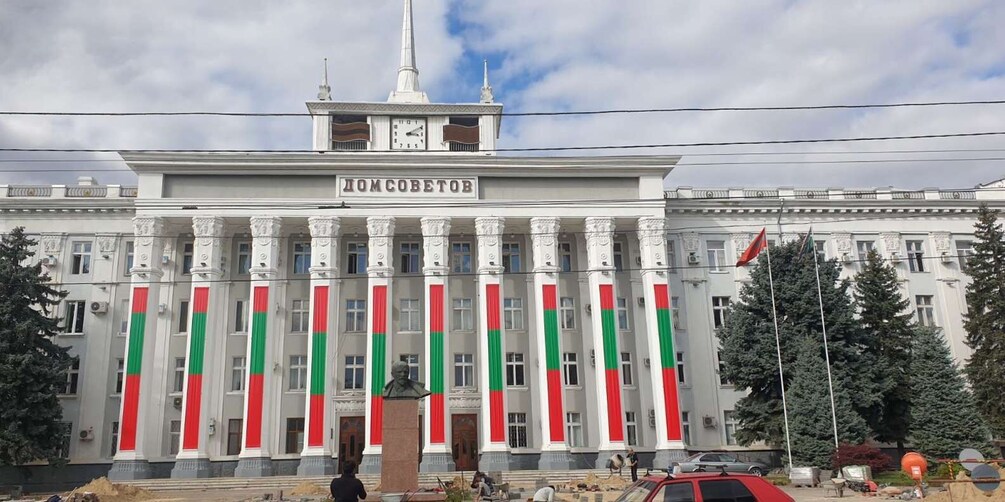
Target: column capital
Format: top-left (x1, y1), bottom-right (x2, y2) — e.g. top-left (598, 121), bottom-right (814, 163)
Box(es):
top-left (250, 216), bottom-right (283, 239)
top-left (367, 216), bottom-right (395, 276)
top-left (584, 217), bottom-right (615, 272)
top-left (475, 216), bottom-right (505, 237)
top-left (249, 217), bottom-right (282, 278)
top-left (192, 216), bottom-right (225, 239)
top-left (190, 216), bottom-right (226, 277)
top-left (130, 217), bottom-right (165, 277)
top-left (530, 217), bottom-right (560, 274)
top-left (637, 217), bottom-right (669, 275)
top-left (421, 216), bottom-right (451, 237)
top-left (475, 217), bottom-right (504, 274)
top-left (308, 216), bottom-right (342, 239)
top-left (421, 217), bottom-right (451, 275)
top-left (309, 217), bottom-right (341, 276)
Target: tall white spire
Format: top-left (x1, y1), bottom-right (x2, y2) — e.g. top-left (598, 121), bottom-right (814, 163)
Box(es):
top-left (317, 58), bottom-right (331, 101)
top-left (388, 0), bottom-right (429, 103)
top-left (480, 59), bottom-right (494, 104)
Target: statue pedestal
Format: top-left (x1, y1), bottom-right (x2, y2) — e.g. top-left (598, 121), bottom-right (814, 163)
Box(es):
top-left (381, 399), bottom-right (420, 494)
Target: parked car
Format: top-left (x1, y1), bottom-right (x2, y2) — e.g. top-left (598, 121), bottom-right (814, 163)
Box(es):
top-left (614, 472), bottom-right (793, 502)
top-left (673, 452), bottom-right (769, 476)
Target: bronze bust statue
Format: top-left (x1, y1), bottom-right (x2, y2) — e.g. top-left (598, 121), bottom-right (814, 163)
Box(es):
top-left (382, 360), bottom-right (431, 399)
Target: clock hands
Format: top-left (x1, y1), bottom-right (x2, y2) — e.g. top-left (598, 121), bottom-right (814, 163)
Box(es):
top-left (405, 126), bottom-right (424, 137)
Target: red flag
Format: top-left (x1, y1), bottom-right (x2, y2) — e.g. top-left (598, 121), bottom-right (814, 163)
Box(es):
top-left (736, 228), bottom-right (768, 267)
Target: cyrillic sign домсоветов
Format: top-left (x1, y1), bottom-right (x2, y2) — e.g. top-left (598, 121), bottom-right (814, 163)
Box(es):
top-left (338, 176), bottom-right (477, 198)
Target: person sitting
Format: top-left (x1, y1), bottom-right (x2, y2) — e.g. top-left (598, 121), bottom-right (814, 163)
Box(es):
top-left (330, 460), bottom-right (367, 502)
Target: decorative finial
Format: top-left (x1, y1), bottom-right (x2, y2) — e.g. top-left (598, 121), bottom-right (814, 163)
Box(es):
top-left (388, 0), bottom-right (429, 103)
top-left (480, 59), bottom-right (494, 104)
top-left (317, 58), bottom-right (331, 101)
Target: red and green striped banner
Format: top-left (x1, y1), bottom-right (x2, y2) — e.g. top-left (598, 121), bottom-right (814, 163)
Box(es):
top-left (486, 283), bottom-right (505, 443)
top-left (369, 285), bottom-right (388, 445)
top-left (307, 285), bottom-right (329, 448)
top-left (118, 286), bottom-right (148, 452)
top-left (182, 287), bottom-right (209, 451)
top-left (599, 284), bottom-right (624, 442)
top-left (542, 284), bottom-right (565, 442)
top-left (428, 284), bottom-right (446, 444)
top-left (654, 284), bottom-right (683, 441)
top-left (244, 286), bottom-right (269, 449)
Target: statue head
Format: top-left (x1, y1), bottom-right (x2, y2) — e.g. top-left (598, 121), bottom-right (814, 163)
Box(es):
top-left (391, 360), bottom-right (410, 386)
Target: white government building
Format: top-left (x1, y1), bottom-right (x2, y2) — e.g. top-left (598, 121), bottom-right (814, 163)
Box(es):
top-left (2, 0), bottom-right (1003, 484)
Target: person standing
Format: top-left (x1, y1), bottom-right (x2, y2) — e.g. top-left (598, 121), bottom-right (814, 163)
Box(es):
top-left (330, 460), bottom-right (367, 502)
top-left (626, 448), bottom-right (639, 482)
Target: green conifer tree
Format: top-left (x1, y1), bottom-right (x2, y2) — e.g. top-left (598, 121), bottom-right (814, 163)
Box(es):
top-left (788, 337), bottom-right (868, 468)
top-left (0, 227), bottom-right (73, 466)
top-left (911, 326), bottom-right (990, 459)
top-left (962, 204), bottom-right (1005, 438)
top-left (853, 249), bottom-right (914, 451)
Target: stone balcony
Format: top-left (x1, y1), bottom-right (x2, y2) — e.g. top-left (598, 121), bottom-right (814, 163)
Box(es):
top-left (664, 186), bottom-right (992, 201)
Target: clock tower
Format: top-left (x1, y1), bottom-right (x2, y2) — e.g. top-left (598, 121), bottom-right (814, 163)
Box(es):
top-left (306, 0), bottom-right (502, 155)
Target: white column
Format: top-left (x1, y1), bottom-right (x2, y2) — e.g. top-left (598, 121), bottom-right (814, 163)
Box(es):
top-left (584, 217), bottom-right (627, 467)
top-left (419, 217), bottom-right (455, 472)
top-left (108, 218), bottom-right (164, 480)
top-left (360, 216), bottom-right (395, 473)
top-left (298, 217), bottom-right (342, 475)
top-left (475, 217), bottom-right (512, 470)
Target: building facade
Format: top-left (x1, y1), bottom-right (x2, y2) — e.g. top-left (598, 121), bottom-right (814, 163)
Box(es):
top-left (2, 0), bottom-right (1003, 484)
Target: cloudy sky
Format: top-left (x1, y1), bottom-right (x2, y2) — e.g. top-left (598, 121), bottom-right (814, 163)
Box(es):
top-left (1, 0), bottom-right (1004, 189)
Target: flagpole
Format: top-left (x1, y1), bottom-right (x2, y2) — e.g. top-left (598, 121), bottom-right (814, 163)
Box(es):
top-left (811, 237), bottom-right (842, 456)
top-left (765, 240), bottom-right (794, 472)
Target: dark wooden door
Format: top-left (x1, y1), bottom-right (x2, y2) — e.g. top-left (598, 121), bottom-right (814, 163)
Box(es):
top-left (338, 416), bottom-right (365, 474)
top-left (451, 414), bottom-right (478, 471)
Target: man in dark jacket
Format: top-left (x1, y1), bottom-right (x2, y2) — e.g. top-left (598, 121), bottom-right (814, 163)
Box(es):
top-left (330, 460), bottom-right (367, 502)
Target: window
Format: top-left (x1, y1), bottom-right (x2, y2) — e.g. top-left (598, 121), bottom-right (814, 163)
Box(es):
top-left (559, 242), bottom-right (573, 273)
top-left (563, 352), bottom-right (579, 386)
top-left (706, 240), bottom-right (726, 272)
top-left (57, 422), bottom-right (71, 459)
top-left (65, 300), bottom-right (86, 334)
top-left (231, 357), bottom-right (246, 392)
top-left (347, 242), bottom-right (367, 275)
top-left (566, 413), bottom-right (584, 447)
top-left (227, 419), bottom-right (243, 455)
top-left (503, 298), bottom-right (524, 330)
top-left (399, 354), bottom-right (420, 381)
top-left (617, 297), bottom-right (630, 331)
top-left (906, 240), bottom-right (925, 272)
top-left (560, 297), bottom-right (576, 329)
top-left (718, 350), bottom-right (728, 385)
top-left (506, 353), bottom-right (525, 386)
top-left (667, 240), bottom-right (677, 273)
top-left (235, 299), bottom-right (248, 333)
top-left (399, 299), bottom-right (421, 332)
top-left (289, 355), bottom-right (308, 391)
top-left (345, 299), bottom-right (366, 332)
top-left (676, 352), bottom-right (686, 384)
top-left (698, 479), bottom-right (755, 502)
top-left (671, 296), bottom-right (682, 330)
top-left (71, 241), bottom-right (92, 274)
top-left (452, 298), bottom-right (473, 331)
top-left (681, 411), bottom-right (691, 445)
top-left (451, 242), bottom-right (472, 273)
top-left (626, 412), bottom-right (638, 447)
top-left (454, 354), bottom-right (474, 388)
top-left (508, 413), bottom-right (528, 448)
top-left (956, 240), bottom-right (975, 270)
top-left (344, 356), bottom-right (365, 390)
top-left (815, 240), bottom-right (827, 262)
top-left (916, 295), bottom-right (936, 327)
top-left (169, 420), bottom-right (181, 455)
top-left (400, 242), bottom-right (421, 274)
top-left (124, 241), bottom-right (134, 275)
top-left (285, 418), bottom-right (305, 454)
top-left (115, 359), bottom-right (124, 394)
top-left (110, 422), bottom-right (119, 457)
top-left (173, 358), bottom-right (186, 393)
top-left (293, 242), bottom-right (311, 274)
top-left (723, 410), bottom-right (739, 446)
top-left (178, 300), bottom-right (190, 333)
top-left (712, 296), bottom-right (730, 329)
top-left (237, 242), bottom-right (252, 275)
top-left (502, 243), bottom-right (521, 273)
top-left (119, 299), bottom-right (130, 335)
top-left (613, 242), bottom-right (624, 272)
top-left (182, 243), bottom-right (194, 275)
top-left (652, 482), bottom-right (695, 502)
top-left (620, 352), bottom-right (633, 386)
top-left (856, 240), bottom-right (874, 259)
top-left (63, 358), bottom-right (80, 395)
top-left (291, 299), bottom-right (309, 333)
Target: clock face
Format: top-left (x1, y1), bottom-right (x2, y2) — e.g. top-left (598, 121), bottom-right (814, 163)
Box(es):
top-left (391, 117), bottom-right (427, 151)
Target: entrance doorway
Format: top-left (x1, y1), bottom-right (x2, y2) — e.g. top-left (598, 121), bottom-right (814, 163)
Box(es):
top-left (338, 416), bottom-right (365, 474)
top-left (451, 414), bottom-right (478, 471)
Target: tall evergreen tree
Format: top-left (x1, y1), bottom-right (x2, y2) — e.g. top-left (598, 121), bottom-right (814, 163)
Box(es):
top-left (719, 240), bottom-right (881, 447)
top-left (0, 227), bottom-right (72, 466)
top-left (853, 249), bottom-right (914, 450)
top-left (788, 337), bottom-right (868, 469)
top-left (911, 326), bottom-right (991, 459)
top-left (963, 204), bottom-right (1005, 438)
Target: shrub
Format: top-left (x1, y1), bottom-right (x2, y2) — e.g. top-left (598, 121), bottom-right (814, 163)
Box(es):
top-left (831, 443), bottom-right (893, 473)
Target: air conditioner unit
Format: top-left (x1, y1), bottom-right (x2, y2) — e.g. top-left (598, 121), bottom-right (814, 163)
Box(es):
top-left (89, 301), bottom-right (108, 314)
top-left (702, 415), bottom-right (717, 428)
top-left (173, 397), bottom-right (183, 410)
top-left (687, 253), bottom-right (700, 265)
top-left (941, 252), bottom-right (953, 264)
top-left (648, 409), bottom-right (656, 428)
top-left (40, 255), bottom-right (56, 267)
top-left (79, 428), bottom-right (94, 441)
top-left (889, 252), bottom-right (902, 264)
top-left (637, 297), bottom-right (645, 307)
